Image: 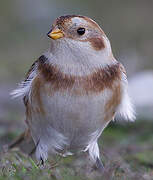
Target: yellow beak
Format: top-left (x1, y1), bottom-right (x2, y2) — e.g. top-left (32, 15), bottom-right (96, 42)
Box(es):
top-left (47, 27), bottom-right (64, 40)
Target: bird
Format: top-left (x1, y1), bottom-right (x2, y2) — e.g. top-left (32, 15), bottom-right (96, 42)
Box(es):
top-left (11, 15), bottom-right (135, 170)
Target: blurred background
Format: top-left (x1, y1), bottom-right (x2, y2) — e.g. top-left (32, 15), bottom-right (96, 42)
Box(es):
top-left (0, 0), bottom-right (153, 179)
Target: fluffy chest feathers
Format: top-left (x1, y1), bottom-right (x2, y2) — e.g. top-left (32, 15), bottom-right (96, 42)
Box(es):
top-left (28, 56), bottom-right (122, 121)
top-left (27, 57), bottom-right (122, 142)
top-left (36, 55), bottom-right (121, 95)
top-left (28, 65), bottom-right (120, 151)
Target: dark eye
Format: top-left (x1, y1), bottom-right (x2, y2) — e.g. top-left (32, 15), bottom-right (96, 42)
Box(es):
top-left (77, 28), bottom-right (85, 35)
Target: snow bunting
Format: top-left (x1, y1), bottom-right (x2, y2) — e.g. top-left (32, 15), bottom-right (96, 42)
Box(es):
top-left (11, 15), bottom-right (135, 170)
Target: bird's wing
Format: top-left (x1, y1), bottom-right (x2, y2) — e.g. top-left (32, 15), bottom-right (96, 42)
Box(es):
top-left (116, 64), bottom-right (135, 121)
top-left (10, 56), bottom-right (43, 99)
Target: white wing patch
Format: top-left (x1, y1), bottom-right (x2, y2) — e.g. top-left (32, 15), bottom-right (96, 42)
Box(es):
top-left (10, 66), bottom-right (37, 99)
top-left (117, 71), bottom-right (136, 121)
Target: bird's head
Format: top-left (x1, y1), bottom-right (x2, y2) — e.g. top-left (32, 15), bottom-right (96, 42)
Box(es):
top-left (46, 15), bottom-right (114, 70)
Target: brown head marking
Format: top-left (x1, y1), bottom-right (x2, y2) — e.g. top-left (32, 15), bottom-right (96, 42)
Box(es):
top-left (88, 37), bottom-right (105, 51)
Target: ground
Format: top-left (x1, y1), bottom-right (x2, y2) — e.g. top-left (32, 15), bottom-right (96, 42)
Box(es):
top-left (0, 119), bottom-right (153, 180)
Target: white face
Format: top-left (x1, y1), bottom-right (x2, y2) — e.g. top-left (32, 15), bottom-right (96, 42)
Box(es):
top-left (47, 15), bottom-right (113, 75)
top-left (60, 16), bottom-right (105, 42)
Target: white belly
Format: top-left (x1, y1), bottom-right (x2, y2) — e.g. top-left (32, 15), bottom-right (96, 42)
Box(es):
top-left (29, 89), bottom-right (113, 156)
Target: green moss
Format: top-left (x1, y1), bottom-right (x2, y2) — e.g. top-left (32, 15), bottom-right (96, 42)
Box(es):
top-left (133, 151), bottom-right (153, 165)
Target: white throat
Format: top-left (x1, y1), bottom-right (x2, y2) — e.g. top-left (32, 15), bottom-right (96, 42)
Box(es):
top-left (44, 38), bottom-right (113, 76)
